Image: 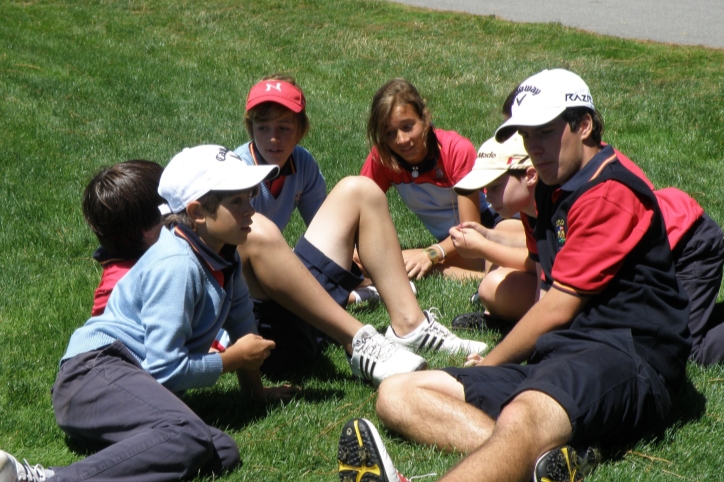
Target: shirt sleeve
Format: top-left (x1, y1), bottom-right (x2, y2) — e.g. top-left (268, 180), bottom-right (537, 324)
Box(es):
top-left (360, 148), bottom-right (391, 192)
top-left (655, 187), bottom-right (704, 249)
top-left (551, 181), bottom-right (653, 294)
top-left (443, 135), bottom-right (478, 184)
top-left (139, 255), bottom-right (224, 393)
top-left (223, 257), bottom-right (259, 342)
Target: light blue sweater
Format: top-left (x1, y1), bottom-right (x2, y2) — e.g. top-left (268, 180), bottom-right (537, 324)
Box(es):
top-left (62, 228), bottom-right (257, 393)
top-left (234, 142), bottom-right (326, 231)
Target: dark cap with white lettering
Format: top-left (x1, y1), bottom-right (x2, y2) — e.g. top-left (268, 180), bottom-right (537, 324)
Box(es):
top-left (495, 69), bottom-right (594, 142)
top-left (246, 80), bottom-right (306, 113)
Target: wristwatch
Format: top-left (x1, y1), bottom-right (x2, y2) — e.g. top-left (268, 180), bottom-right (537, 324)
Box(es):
top-left (424, 247), bottom-right (441, 264)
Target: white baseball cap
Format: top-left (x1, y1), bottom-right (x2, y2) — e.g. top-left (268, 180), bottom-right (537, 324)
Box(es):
top-left (158, 145), bottom-right (279, 214)
top-left (495, 69), bottom-right (594, 142)
top-left (454, 134), bottom-right (531, 194)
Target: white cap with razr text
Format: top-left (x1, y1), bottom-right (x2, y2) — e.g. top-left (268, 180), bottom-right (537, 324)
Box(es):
top-left (495, 69), bottom-right (594, 142)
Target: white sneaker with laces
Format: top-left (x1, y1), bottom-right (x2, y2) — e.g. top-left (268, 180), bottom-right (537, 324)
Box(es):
top-left (0, 450), bottom-right (50, 482)
top-left (349, 325), bottom-right (427, 387)
top-left (385, 309), bottom-right (488, 356)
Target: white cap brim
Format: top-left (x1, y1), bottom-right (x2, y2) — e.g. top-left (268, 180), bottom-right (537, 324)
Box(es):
top-left (495, 106), bottom-right (565, 143)
top-left (454, 169), bottom-right (509, 195)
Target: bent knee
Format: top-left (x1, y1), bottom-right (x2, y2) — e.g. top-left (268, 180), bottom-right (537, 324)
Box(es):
top-left (478, 272), bottom-right (503, 307)
top-left (377, 373), bottom-right (417, 422)
top-left (496, 391), bottom-right (571, 446)
top-left (331, 176), bottom-right (385, 201)
top-left (244, 214), bottom-right (287, 248)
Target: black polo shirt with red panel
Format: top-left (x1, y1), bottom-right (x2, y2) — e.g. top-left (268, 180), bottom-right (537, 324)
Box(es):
top-left (533, 145), bottom-right (691, 386)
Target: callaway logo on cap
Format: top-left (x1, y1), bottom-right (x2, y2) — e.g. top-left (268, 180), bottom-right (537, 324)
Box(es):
top-left (158, 145), bottom-right (279, 215)
top-left (495, 69), bottom-right (594, 142)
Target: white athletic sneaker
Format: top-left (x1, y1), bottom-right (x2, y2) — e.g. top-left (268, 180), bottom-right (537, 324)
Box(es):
top-left (349, 325), bottom-right (427, 387)
top-left (350, 281), bottom-right (417, 305)
top-left (385, 309), bottom-right (488, 356)
top-left (0, 450), bottom-right (50, 482)
top-left (338, 418), bottom-right (403, 482)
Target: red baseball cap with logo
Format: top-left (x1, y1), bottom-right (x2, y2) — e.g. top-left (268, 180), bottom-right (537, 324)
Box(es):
top-left (245, 80), bottom-right (306, 113)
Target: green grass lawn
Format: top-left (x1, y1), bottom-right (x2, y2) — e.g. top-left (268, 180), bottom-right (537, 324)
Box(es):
top-left (1, 0), bottom-right (724, 480)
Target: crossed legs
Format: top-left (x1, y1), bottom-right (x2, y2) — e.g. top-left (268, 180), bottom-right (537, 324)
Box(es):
top-left (377, 370), bottom-right (572, 482)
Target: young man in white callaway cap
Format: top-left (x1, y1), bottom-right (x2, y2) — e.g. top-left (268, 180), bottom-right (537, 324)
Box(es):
top-left (338, 69), bottom-right (691, 482)
top-left (448, 133), bottom-right (539, 324)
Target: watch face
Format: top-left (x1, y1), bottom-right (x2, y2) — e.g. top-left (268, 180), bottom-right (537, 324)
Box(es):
top-left (426, 248), bottom-right (439, 262)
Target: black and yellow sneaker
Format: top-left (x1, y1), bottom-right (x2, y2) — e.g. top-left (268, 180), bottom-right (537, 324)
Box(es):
top-left (533, 445), bottom-right (601, 482)
top-left (338, 418), bottom-right (401, 482)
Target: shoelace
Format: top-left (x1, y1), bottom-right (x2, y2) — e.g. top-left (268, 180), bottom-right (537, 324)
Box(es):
top-left (354, 332), bottom-right (397, 362)
top-left (424, 309), bottom-right (454, 340)
top-left (20, 460), bottom-right (47, 482)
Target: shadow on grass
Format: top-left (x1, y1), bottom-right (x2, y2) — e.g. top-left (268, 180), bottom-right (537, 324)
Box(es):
top-left (602, 375), bottom-right (707, 461)
top-left (183, 385), bottom-right (347, 432)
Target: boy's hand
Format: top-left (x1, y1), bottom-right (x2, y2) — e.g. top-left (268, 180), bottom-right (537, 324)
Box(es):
top-left (221, 334), bottom-right (275, 373)
top-left (403, 249), bottom-right (434, 280)
top-left (464, 352), bottom-right (485, 367)
top-left (458, 221), bottom-right (487, 237)
top-left (450, 226), bottom-right (486, 259)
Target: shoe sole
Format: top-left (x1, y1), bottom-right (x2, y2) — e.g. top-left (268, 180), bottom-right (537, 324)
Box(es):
top-left (534, 445), bottom-right (601, 482)
top-left (338, 419), bottom-right (391, 482)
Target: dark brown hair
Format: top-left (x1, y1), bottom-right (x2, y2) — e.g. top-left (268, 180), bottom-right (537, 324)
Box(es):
top-left (82, 160), bottom-right (164, 259)
top-left (244, 74), bottom-right (310, 142)
top-left (561, 107), bottom-right (604, 146)
top-left (367, 79), bottom-right (432, 172)
top-left (162, 188), bottom-right (257, 231)
top-left (162, 192), bottom-right (223, 231)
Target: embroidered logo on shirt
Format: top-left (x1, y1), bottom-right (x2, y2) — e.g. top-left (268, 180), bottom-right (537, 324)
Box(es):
top-left (294, 193), bottom-right (301, 207)
top-left (555, 219), bottom-right (566, 247)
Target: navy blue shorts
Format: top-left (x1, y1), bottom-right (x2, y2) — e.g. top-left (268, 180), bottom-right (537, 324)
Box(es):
top-left (441, 329), bottom-right (672, 447)
top-left (256, 236), bottom-right (364, 374)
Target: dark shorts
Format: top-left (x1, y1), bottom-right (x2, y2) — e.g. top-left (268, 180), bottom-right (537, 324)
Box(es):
top-left (256, 236), bottom-right (364, 374)
top-left (672, 213), bottom-right (724, 365)
top-left (441, 329), bottom-right (672, 447)
top-left (481, 208), bottom-right (503, 229)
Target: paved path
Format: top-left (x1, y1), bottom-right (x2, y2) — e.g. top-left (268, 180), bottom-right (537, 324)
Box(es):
top-left (390, 0), bottom-right (724, 50)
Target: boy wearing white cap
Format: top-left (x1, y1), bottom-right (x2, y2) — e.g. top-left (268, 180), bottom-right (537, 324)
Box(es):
top-left (340, 69), bottom-right (692, 482)
top-left (0, 145), bottom-right (299, 482)
top-left (449, 134), bottom-right (539, 323)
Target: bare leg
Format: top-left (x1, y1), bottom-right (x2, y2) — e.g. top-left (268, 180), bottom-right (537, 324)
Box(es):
top-left (238, 213), bottom-right (361, 353)
top-left (439, 390), bottom-right (572, 482)
top-left (430, 256), bottom-right (486, 280)
top-left (376, 371), bottom-right (494, 453)
top-left (494, 218), bottom-right (525, 233)
top-left (478, 267), bottom-right (537, 321)
top-left (304, 176), bottom-right (425, 336)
